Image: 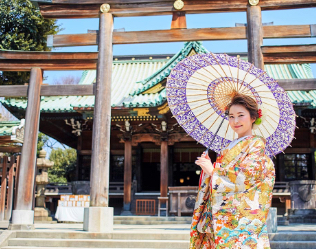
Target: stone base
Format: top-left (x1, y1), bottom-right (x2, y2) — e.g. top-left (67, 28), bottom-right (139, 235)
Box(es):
top-left (120, 210), bottom-right (133, 216)
top-left (11, 210), bottom-right (34, 226)
top-left (121, 203), bottom-right (132, 216)
top-left (0, 220), bottom-right (9, 229)
top-left (266, 207), bottom-right (277, 233)
top-left (83, 207), bottom-right (113, 233)
top-left (8, 224), bottom-right (34, 230)
top-left (34, 207), bottom-right (52, 222)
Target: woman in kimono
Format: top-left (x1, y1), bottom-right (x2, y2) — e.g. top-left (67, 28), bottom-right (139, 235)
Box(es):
top-left (191, 93), bottom-right (275, 249)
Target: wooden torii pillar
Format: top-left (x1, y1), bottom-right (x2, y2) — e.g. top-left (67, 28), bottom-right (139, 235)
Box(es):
top-left (247, 3), bottom-right (264, 69)
top-left (11, 68), bottom-right (42, 229)
top-left (83, 5), bottom-right (114, 233)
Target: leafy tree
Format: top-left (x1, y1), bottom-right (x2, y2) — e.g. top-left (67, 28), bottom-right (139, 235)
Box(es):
top-left (48, 148), bottom-right (77, 183)
top-left (0, 0), bottom-right (60, 85)
top-left (37, 132), bottom-right (49, 157)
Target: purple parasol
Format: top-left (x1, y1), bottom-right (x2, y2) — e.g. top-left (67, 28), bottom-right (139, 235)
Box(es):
top-left (166, 52), bottom-right (296, 157)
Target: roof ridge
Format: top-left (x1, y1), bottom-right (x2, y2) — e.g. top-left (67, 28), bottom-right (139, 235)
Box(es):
top-left (130, 41), bottom-right (209, 96)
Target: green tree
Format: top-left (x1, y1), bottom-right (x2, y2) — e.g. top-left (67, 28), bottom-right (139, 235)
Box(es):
top-left (0, 0), bottom-right (60, 85)
top-left (48, 148), bottom-right (77, 183)
top-left (37, 132), bottom-right (49, 157)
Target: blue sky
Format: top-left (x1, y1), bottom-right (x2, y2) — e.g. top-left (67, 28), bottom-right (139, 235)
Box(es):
top-left (44, 7), bottom-right (316, 84)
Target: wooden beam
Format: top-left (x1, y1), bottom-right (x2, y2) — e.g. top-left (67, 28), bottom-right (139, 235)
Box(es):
top-left (263, 44), bottom-right (316, 63)
top-left (12, 68), bottom-right (42, 225)
top-left (1, 79), bottom-right (316, 98)
top-left (247, 5), bottom-right (264, 69)
top-left (262, 44), bottom-right (316, 53)
top-left (263, 24), bottom-right (316, 38)
top-left (0, 51), bottom-right (98, 71)
top-left (0, 147), bottom-right (22, 153)
top-left (37, 1), bottom-right (316, 18)
top-left (0, 84), bottom-right (95, 97)
top-left (278, 79), bottom-right (316, 91)
top-left (90, 13), bottom-right (113, 208)
top-left (47, 25), bottom-right (316, 47)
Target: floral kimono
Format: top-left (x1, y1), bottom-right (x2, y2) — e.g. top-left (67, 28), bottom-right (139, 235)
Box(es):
top-left (190, 135), bottom-right (275, 249)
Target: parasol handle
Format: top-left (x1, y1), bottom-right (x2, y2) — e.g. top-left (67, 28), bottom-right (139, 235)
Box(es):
top-left (204, 111), bottom-right (228, 154)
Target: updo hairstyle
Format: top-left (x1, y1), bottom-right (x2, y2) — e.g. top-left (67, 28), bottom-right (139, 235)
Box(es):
top-left (226, 93), bottom-right (259, 123)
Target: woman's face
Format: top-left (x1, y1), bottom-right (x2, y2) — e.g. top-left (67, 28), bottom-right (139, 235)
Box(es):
top-left (228, 104), bottom-right (256, 137)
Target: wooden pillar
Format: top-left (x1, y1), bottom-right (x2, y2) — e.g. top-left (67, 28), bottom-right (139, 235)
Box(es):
top-left (247, 5), bottom-right (264, 70)
top-left (6, 156), bottom-right (15, 220)
top-left (12, 68), bottom-right (42, 225)
top-left (90, 12), bottom-right (113, 207)
top-left (160, 141), bottom-right (169, 203)
top-left (0, 156), bottom-right (8, 220)
top-left (123, 139), bottom-right (132, 211)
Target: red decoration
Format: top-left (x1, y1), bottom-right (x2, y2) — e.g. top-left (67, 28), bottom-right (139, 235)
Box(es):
top-left (258, 109), bottom-right (262, 118)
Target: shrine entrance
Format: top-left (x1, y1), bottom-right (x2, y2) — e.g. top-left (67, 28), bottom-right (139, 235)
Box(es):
top-left (172, 142), bottom-right (217, 187)
top-left (141, 143), bottom-right (160, 192)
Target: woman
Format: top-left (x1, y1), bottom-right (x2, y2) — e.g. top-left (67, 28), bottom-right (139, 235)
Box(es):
top-left (190, 93), bottom-right (275, 249)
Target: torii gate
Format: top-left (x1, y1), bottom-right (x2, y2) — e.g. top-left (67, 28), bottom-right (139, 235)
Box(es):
top-left (0, 0), bottom-right (316, 232)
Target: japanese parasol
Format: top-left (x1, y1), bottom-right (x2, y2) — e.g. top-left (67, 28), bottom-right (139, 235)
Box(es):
top-left (166, 52), bottom-right (296, 157)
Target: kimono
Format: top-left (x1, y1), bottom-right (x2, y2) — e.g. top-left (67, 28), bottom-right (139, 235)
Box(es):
top-left (190, 135), bottom-right (275, 249)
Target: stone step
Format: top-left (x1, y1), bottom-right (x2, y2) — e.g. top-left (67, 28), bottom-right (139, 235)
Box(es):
top-left (8, 238), bottom-right (189, 248)
top-left (15, 231), bottom-right (190, 240)
top-left (112, 216), bottom-right (192, 225)
top-left (3, 247), bottom-right (176, 249)
top-left (269, 232), bottom-right (316, 241)
top-left (14, 231), bottom-right (316, 241)
top-left (270, 241), bottom-right (316, 249)
top-left (114, 220), bottom-right (190, 225)
top-left (5, 240), bottom-right (316, 249)
top-left (114, 216), bottom-right (192, 221)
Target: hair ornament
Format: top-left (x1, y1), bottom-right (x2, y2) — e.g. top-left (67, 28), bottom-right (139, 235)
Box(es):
top-left (253, 106), bottom-right (266, 129)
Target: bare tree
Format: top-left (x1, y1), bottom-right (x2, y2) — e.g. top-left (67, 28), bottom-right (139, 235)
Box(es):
top-left (52, 75), bottom-right (81, 85)
top-left (0, 103), bottom-right (17, 121)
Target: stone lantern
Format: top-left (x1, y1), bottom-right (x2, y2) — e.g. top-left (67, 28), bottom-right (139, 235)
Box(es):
top-left (34, 149), bottom-right (54, 222)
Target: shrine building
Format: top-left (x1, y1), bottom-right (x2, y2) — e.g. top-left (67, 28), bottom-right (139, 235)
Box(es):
top-left (1, 41), bottom-right (315, 216)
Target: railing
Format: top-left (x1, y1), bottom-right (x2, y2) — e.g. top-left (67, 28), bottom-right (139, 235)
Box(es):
top-left (44, 182), bottom-right (124, 196)
top-left (136, 199), bottom-right (156, 215)
top-left (45, 183), bottom-right (72, 195)
top-left (274, 181), bottom-right (290, 189)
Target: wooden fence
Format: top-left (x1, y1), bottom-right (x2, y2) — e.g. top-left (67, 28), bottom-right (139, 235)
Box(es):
top-left (0, 155), bottom-right (20, 221)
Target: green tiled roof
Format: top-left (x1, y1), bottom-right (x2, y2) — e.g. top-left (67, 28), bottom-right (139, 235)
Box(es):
top-left (131, 41), bottom-right (208, 96)
top-left (0, 121), bottom-right (21, 136)
top-left (0, 41), bottom-right (314, 112)
top-left (0, 119), bottom-right (24, 143)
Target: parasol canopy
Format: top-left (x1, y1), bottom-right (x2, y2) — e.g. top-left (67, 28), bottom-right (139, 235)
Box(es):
top-left (166, 52), bottom-right (296, 157)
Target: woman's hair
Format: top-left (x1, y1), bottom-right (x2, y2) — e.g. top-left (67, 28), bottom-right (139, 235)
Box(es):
top-left (226, 93), bottom-right (259, 121)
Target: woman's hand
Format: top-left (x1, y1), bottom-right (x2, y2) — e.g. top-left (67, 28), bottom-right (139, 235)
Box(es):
top-left (195, 151), bottom-right (213, 176)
